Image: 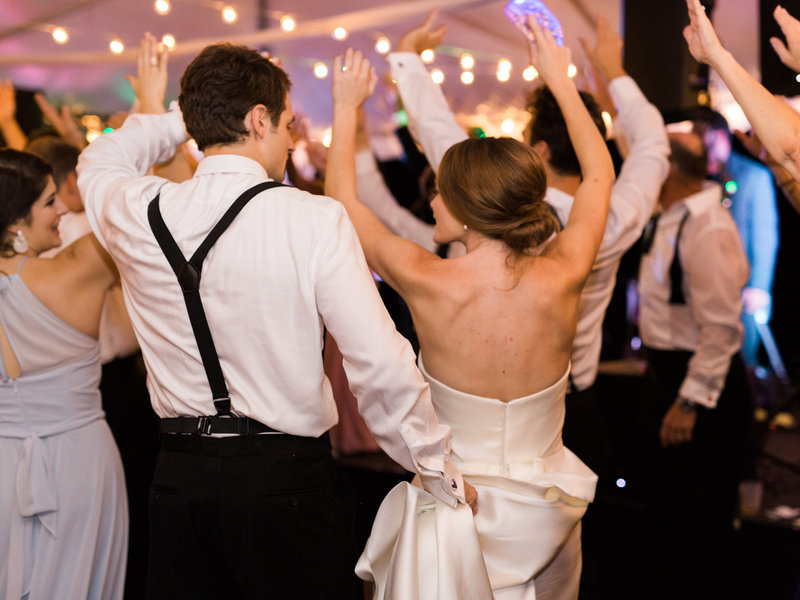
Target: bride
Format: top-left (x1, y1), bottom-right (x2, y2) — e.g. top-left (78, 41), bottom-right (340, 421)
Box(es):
top-left (325, 18), bottom-right (614, 600)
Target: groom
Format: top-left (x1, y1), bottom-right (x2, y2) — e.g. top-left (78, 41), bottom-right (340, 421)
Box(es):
top-left (78, 36), bottom-right (474, 598)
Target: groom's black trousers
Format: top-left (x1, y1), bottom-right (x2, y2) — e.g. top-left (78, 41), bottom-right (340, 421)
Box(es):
top-left (145, 431), bottom-right (361, 599)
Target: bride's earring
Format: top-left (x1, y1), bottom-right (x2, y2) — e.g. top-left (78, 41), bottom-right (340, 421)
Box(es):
top-left (12, 231), bottom-right (29, 254)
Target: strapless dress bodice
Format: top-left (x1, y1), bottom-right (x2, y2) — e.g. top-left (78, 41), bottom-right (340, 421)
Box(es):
top-left (419, 356), bottom-right (596, 503)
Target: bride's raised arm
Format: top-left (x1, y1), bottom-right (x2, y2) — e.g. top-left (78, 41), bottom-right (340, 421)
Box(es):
top-left (325, 48), bottom-right (438, 294)
top-left (528, 18), bottom-right (614, 283)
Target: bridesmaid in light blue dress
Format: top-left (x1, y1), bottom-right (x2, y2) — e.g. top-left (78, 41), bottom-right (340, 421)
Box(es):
top-left (0, 149), bottom-right (127, 599)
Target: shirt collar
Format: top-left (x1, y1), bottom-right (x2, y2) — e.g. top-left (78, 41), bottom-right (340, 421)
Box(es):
top-left (194, 154), bottom-right (270, 180)
top-left (666, 180), bottom-right (721, 217)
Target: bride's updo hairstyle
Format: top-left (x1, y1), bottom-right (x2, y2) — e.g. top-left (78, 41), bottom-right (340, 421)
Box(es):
top-left (0, 149), bottom-right (52, 257)
top-left (437, 136), bottom-right (558, 254)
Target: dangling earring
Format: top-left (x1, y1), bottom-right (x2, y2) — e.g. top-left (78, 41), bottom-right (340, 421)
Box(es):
top-left (12, 231), bottom-right (29, 254)
top-left (463, 224), bottom-right (468, 231)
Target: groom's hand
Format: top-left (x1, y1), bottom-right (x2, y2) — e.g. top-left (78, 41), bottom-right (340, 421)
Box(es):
top-left (464, 481), bottom-right (478, 515)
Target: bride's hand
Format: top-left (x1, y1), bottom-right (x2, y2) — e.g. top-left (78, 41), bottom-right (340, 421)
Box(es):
top-left (332, 48), bottom-right (377, 110)
top-left (464, 481), bottom-right (478, 515)
top-left (525, 15), bottom-right (573, 93)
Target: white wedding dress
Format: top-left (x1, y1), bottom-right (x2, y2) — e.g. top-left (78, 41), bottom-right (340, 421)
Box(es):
top-left (356, 357), bottom-right (597, 600)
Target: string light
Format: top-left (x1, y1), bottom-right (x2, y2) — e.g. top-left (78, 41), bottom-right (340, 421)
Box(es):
top-left (523, 66), bottom-right (538, 81)
top-left (460, 71), bottom-right (474, 85)
top-left (567, 64), bottom-right (577, 78)
top-left (375, 37), bottom-right (391, 55)
top-left (501, 118), bottom-right (515, 134)
top-left (280, 15), bottom-right (296, 32)
top-left (313, 62), bottom-right (328, 78)
top-left (497, 59), bottom-right (512, 72)
top-left (322, 127), bottom-right (332, 148)
top-left (431, 69), bottom-right (445, 84)
top-left (420, 49), bottom-right (435, 63)
top-left (497, 70), bottom-right (510, 82)
top-left (154, 0), bottom-right (171, 15)
top-left (332, 27), bottom-right (348, 41)
top-left (460, 53), bottom-right (474, 70)
top-left (221, 5), bottom-right (238, 24)
top-left (52, 27), bottom-right (69, 44)
top-left (162, 34), bottom-right (176, 50)
top-left (109, 39), bottom-right (124, 54)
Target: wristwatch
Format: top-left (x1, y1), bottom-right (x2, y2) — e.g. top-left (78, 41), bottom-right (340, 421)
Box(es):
top-left (677, 397), bottom-right (698, 414)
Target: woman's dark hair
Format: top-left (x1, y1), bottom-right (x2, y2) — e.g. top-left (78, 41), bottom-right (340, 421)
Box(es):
top-left (525, 86), bottom-right (606, 177)
top-left (179, 43), bottom-right (291, 151)
top-left (437, 137), bottom-right (558, 254)
top-left (0, 148), bottom-right (52, 256)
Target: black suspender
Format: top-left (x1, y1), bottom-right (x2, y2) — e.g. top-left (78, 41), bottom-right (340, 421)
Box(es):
top-left (147, 181), bottom-right (284, 417)
top-left (668, 212), bottom-right (690, 306)
top-left (642, 209), bottom-right (690, 306)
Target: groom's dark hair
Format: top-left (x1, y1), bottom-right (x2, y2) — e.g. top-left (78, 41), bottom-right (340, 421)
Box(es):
top-left (179, 43), bottom-right (291, 151)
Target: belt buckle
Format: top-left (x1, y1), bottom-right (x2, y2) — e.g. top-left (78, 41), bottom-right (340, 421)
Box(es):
top-left (196, 416), bottom-right (213, 435)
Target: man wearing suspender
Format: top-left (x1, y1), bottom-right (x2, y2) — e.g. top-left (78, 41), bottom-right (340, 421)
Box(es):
top-left (78, 37), bottom-right (474, 598)
top-left (638, 131), bottom-right (752, 599)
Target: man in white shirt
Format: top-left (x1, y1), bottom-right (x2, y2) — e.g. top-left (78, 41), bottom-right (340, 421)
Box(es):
top-left (78, 39), bottom-right (472, 598)
top-left (638, 132), bottom-right (751, 600)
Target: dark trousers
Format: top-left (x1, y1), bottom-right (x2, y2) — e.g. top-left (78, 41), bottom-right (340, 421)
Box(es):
top-left (145, 432), bottom-right (361, 600)
top-left (563, 385), bottom-right (613, 599)
top-left (640, 348), bottom-right (752, 600)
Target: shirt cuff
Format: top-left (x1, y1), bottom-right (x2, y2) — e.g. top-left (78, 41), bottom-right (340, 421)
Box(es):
top-left (607, 75), bottom-right (641, 108)
top-left (418, 458), bottom-right (466, 508)
top-left (388, 52), bottom-right (427, 76)
top-left (678, 376), bottom-right (722, 409)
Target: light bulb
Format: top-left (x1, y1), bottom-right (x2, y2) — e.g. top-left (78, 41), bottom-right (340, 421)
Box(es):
top-left (52, 27), bottom-right (68, 44)
top-left (431, 69), bottom-right (445, 84)
top-left (332, 27), bottom-right (348, 41)
top-left (109, 39), bottom-right (124, 54)
top-left (460, 71), bottom-right (474, 85)
top-left (420, 49), bottom-right (435, 63)
top-left (523, 66), bottom-right (538, 81)
top-left (498, 59), bottom-right (511, 72)
top-left (162, 34), bottom-right (176, 50)
top-left (375, 37), bottom-right (391, 55)
top-left (280, 15), bottom-right (296, 32)
top-left (222, 5), bottom-right (238, 24)
top-left (154, 0), bottom-right (170, 15)
top-left (313, 62), bottom-right (328, 79)
top-left (460, 53), bottom-right (475, 70)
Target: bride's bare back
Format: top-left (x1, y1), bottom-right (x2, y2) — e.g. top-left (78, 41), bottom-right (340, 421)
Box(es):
top-left (406, 242), bottom-right (579, 401)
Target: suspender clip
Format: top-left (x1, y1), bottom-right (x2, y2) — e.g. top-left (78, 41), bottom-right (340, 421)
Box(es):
top-left (196, 416), bottom-right (212, 435)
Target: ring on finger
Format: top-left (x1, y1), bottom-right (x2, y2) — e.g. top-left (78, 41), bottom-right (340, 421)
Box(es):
top-left (341, 65), bottom-right (349, 72)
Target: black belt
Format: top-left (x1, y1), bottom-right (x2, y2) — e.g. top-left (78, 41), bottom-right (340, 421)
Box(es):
top-left (160, 416), bottom-right (281, 436)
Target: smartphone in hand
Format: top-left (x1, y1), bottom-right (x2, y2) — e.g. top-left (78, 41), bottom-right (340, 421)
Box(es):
top-left (504, 0), bottom-right (564, 46)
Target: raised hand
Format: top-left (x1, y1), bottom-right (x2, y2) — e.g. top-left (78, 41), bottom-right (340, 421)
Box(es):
top-left (579, 15), bottom-right (625, 82)
top-left (332, 48), bottom-right (377, 110)
top-left (33, 93), bottom-right (86, 149)
top-left (683, 0), bottom-right (725, 67)
top-left (770, 5), bottom-right (800, 73)
top-left (0, 79), bottom-right (17, 125)
top-left (396, 10), bottom-right (447, 55)
top-left (525, 15), bottom-right (573, 92)
top-left (126, 32), bottom-right (168, 114)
